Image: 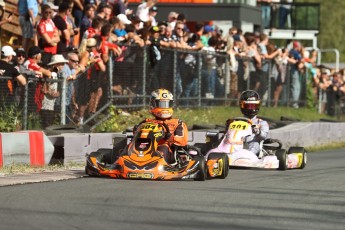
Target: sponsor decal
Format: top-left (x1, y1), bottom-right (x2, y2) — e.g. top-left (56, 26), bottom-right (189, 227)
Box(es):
top-left (127, 172), bottom-right (154, 179)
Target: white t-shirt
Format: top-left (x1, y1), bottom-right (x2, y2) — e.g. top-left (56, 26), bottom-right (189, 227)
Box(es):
top-left (136, 2), bottom-right (150, 22)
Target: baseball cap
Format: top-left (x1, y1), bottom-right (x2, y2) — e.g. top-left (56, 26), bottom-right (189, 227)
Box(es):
top-left (15, 48), bottom-right (26, 57)
top-left (204, 25), bottom-right (214, 33)
top-left (150, 6), bottom-right (158, 12)
top-left (46, 2), bottom-right (58, 10)
top-left (28, 46), bottom-right (42, 58)
top-left (1, 46), bottom-right (16, 57)
top-left (117, 14), bottom-right (131, 24)
top-left (150, 26), bottom-right (161, 33)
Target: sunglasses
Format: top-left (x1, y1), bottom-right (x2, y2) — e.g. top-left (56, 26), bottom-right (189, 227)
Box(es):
top-left (176, 27), bottom-right (184, 31)
top-left (70, 59), bottom-right (79, 63)
top-left (17, 54), bottom-right (25, 58)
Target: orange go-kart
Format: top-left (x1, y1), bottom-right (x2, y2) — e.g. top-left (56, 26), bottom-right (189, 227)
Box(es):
top-left (85, 121), bottom-right (229, 180)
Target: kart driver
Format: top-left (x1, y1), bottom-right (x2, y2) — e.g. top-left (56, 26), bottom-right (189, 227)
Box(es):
top-left (227, 90), bottom-right (269, 156)
top-left (136, 88), bottom-right (188, 164)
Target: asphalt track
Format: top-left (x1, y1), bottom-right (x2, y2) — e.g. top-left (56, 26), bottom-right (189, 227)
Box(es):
top-left (0, 149), bottom-right (344, 230)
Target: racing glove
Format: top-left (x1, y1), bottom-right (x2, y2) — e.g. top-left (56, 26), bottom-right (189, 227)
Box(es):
top-left (252, 125), bottom-right (261, 136)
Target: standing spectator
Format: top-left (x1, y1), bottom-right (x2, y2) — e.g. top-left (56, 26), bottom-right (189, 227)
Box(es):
top-left (279, 0), bottom-right (292, 29)
top-left (18, 0), bottom-right (39, 52)
top-left (112, 0), bottom-right (133, 16)
top-left (273, 47), bottom-right (296, 107)
top-left (227, 34), bottom-right (245, 102)
top-left (176, 13), bottom-right (189, 33)
top-left (257, 0), bottom-right (272, 29)
top-left (62, 52), bottom-right (82, 123)
top-left (66, 0), bottom-right (80, 48)
top-left (167, 11), bottom-right (178, 29)
top-left (257, 33), bottom-right (281, 101)
top-left (201, 25), bottom-right (213, 47)
top-left (244, 32), bottom-right (262, 93)
top-left (37, 4), bottom-right (60, 66)
top-left (14, 48), bottom-right (36, 78)
top-left (202, 36), bottom-right (218, 99)
top-left (77, 37), bottom-right (106, 124)
top-left (27, 46), bottom-right (53, 78)
top-left (27, 46), bottom-right (54, 112)
top-left (80, 4), bottom-right (96, 44)
top-left (136, 0), bottom-right (157, 23)
top-left (289, 41), bottom-right (302, 108)
top-left (53, 1), bottom-right (71, 55)
top-left (171, 21), bottom-right (190, 97)
top-left (0, 46), bottom-right (27, 106)
top-left (39, 55), bottom-right (68, 129)
top-left (100, 24), bottom-right (122, 63)
top-left (223, 26), bottom-right (237, 52)
top-left (148, 5), bottom-right (158, 26)
top-left (72, 0), bottom-right (84, 29)
top-left (95, 3), bottom-right (112, 21)
top-left (181, 33), bottom-right (202, 104)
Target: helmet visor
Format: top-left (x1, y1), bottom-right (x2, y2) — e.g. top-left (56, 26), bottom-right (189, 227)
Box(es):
top-left (241, 101), bottom-right (260, 110)
top-left (153, 100), bottom-right (173, 108)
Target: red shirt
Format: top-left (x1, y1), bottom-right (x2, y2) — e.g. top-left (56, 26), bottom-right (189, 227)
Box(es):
top-left (87, 27), bottom-right (100, 38)
top-left (101, 36), bottom-right (119, 54)
top-left (27, 59), bottom-right (41, 72)
top-left (37, 18), bottom-right (58, 54)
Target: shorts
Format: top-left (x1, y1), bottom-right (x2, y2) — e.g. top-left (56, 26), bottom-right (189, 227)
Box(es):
top-left (19, 16), bottom-right (34, 39)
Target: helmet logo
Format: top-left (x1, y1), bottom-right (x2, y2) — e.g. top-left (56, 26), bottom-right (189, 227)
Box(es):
top-left (162, 92), bottom-right (168, 98)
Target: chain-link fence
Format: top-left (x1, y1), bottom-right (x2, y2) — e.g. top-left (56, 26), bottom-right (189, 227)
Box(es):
top-left (1, 46), bottom-right (337, 132)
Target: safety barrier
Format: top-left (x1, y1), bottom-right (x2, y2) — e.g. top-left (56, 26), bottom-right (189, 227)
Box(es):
top-left (0, 131), bottom-right (54, 167)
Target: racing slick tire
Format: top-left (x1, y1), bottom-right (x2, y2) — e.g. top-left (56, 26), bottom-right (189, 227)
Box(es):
top-left (193, 155), bottom-right (207, 181)
top-left (276, 149), bottom-right (287, 171)
top-left (288, 147), bottom-right (307, 169)
top-left (207, 152), bottom-right (229, 179)
top-left (85, 151), bottom-right (104, 176)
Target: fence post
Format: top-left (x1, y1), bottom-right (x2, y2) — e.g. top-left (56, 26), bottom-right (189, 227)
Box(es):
top-left (267, 60), bottom-right (272, 107)
top-left (197, 52), bottom-right (202, 107)
top-left (224, 55), bottom-right (230, 104)
top-left (60, 76), bottom-right (66, 125)
top-left (108, 51), bottom-right (114, 100)
top-left (143, 47), bottom-right (147, 106)
top-left (22, 82), bottom-right (28, 130)
top-left (172, 49), bottom-right (177, 99)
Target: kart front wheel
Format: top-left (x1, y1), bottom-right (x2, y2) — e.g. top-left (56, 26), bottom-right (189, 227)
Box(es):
top-left (288, 147), bottom-right (307, 169)
top-left (207, 152), bottom-right (229, 179)
top-left (193, 156), bottom-right (207, 181)
top-left (276, 149), bottom-right (287, 171)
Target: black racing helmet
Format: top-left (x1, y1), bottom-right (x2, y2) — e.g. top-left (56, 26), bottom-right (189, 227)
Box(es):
top-left (239, 90), bottom-right (261, 118)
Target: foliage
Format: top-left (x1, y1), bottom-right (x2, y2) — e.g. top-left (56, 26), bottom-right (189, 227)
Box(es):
top-left (0, 105), bottom-right (22, 132)
top-left (295, 0), bottom-right (345, 62)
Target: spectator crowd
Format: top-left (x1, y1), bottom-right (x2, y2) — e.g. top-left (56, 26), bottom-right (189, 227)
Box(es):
top-left (1, 0), bottom-right (345, 130)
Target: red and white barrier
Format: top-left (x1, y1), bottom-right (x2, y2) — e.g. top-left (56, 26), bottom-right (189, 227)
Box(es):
top-left (0, 131), bottom-right (54, 167)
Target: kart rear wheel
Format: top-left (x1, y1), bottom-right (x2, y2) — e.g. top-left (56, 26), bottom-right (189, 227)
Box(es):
top-left (207, 152), bottom-right (229, 179)
top-left (276, 149), bottom-right (287, 171)
top-left (288, 147), bottom-right (307, 169)
top-left (193, 156), bottom-right (207, 181)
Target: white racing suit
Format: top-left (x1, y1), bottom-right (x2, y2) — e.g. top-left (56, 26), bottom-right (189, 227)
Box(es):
top-left (245, 116), bottom-right (269, 156)
top-left (205, 116), bottom-right (271, 167)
